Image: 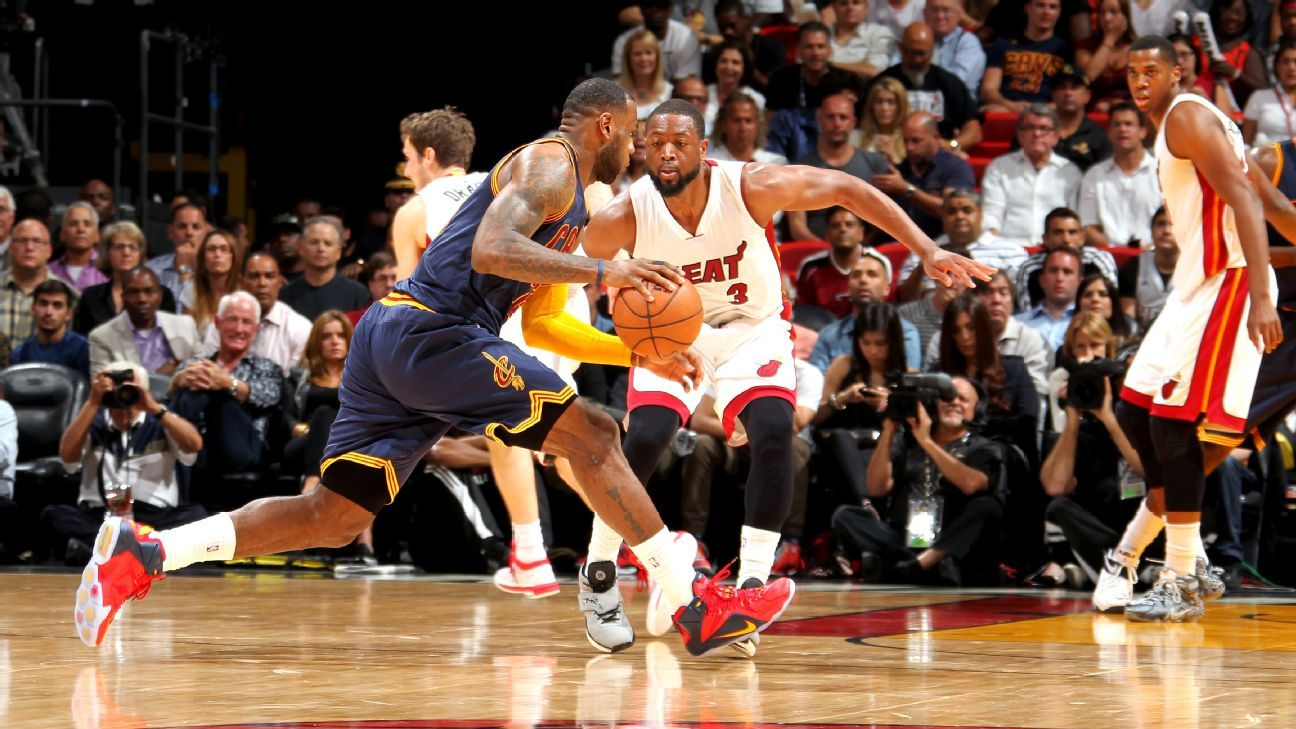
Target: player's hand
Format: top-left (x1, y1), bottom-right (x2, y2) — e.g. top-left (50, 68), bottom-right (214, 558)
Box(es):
top-left (638, 348), bottom-right (702, 391)
top-left (604, 258), bottom-right (686, 302)
top-left (1247, 295), bottom-right (1284, 354)
top-left (922, 248), bottom-right (996, 288)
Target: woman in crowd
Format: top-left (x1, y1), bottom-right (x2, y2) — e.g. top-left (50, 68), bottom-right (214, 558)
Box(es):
top-left (854, 78), bottom-right (908, 165)
top-left (709, 92), bottom-right (789, 164)
top-left (1075, 273), bottom-right (1137, 349)
top-left (181, 229), bottom-right (243, 340)
top-left (286, 310), bottom-right (350, 496)
top-left (1077, 0), bottom-right (1137, 111)
top-left (1169, 33), bottom-right (1213, 97)
top-left (1046, 311), bottom-right (1120, 432)
top-left (705, 40), bottom-right (766, 131)
top-left (1243, 38), bottom-right (1296, 146)
top-left (1207, 0), bottom-right (1266, 110)
top-left (73, 221), bottom-right (177, 335)
top-left (616, 29), bottom-right (672, 120)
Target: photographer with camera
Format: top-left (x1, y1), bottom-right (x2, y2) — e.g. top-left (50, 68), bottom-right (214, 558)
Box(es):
top-left (831, 374), bottom-right (1004, 585)
top-left (41, 361), bottom-right (205, 563)
top-left (1038, 312), bottom-right (1144, 583)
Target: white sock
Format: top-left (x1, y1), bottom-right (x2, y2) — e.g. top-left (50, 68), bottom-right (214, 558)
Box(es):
top-left (155, 513), bottom-right (237, 572)
top-left (737, 525), bottom-right (780, 586)
top-left (1196, 532), bottom-right (1209, 561)
top-left (630, 527), bottom-right (694, 609)
top-left (1115, 501), bottom-right (1165, 565)
top-left (586, 514), bottom-right (623, 565)
top-left (1165, 522), bottom-right (1200, 575)
top-left (511, 520), bottom-right (546, 563)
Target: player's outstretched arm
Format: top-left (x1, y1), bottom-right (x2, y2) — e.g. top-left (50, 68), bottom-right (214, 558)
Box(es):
top-left (740, 162), bottom-right (996, 288)
top-left (1166, 104), bottom-right (1282, 353)
top-left (391, 196), bottom-right (426, 280)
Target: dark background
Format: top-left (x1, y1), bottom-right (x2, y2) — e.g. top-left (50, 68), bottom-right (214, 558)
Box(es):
top-left (11, 0), bottom-right (629, 237)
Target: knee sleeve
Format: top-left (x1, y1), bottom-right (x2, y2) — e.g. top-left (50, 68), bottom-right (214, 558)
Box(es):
top-left (1150, 416), bottom-right (1206, 513)
top-left (1116, 399), bottom-right (1163, 490)
top-left (738, 398), bottom-right (796, 532)
top-left (621, 405), bottom-right (681, 484)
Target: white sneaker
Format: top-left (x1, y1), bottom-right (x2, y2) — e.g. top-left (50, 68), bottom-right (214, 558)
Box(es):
top-left (493, 543), bottom-right (560, 599)
top-left (645, 532), bottom-right (698, 636)
top-left (1092, 549), bottom-right (1138, 613)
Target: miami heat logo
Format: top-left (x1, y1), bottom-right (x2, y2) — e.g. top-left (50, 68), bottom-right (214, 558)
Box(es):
top-left (1161, 374), bottom-right (1182, 400)
top-left (757, 360), bottom-right (781, 377)
top-left (482, 352), bottom-right (526, 391)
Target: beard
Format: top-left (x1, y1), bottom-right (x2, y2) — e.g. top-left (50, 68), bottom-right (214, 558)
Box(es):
top-left (592, 141), bottom-right (628, 185)
top-left (647, 161), bottom-right (701, 198)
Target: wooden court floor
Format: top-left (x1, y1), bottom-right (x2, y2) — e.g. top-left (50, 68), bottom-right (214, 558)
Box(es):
top-left (2, 570), bottom-right (1296, 729)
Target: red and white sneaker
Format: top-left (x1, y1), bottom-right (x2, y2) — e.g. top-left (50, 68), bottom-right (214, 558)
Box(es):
top-left (672, 566), bottom-right (796, 658)
top-left (770, 540), bottom-right (803, 576)
top-left (493, 543), bottom-right (560, 599)
top-left (74, 518), bottom-right (166, 648)
top-left (644, 532), bottom-right (699, 636)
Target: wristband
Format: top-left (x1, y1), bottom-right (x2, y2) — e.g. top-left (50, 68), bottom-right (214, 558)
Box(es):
top-left (596, 259), bottom-right (604, 289)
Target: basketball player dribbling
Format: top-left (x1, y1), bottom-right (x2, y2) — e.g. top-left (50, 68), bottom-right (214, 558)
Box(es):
top-left (1097, 36), bottom-right (1284, 622)
top-left (74, 79), bottom-right (797, 658)
top-left (581, 99), bottom-right (995, 656)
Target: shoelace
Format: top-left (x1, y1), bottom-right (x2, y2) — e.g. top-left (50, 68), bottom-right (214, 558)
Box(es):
top-left (699, 560), bottom-right (769, 609)
top-left (1150, 573), bottom-right (1183, 602)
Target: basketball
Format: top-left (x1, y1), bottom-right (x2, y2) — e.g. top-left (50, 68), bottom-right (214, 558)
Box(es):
top-left (612, 280), bottom-right (704, 359)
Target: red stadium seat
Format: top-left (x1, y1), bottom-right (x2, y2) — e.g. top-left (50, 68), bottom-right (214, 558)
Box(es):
top-left (1088, 112), bottom-right (1109, 129)
top-left (967, 141), bottom-right (1010, 158)
top-left (983, 112), bottom-right (1020, 143)
top-left (968, 156), bottom-right (992, 186)
top-left (759, 25), bottom-right (800, 65)
top-left (875, 242), bottom-right (913, 287)
top-left (778, 240), bottom-right (830, 279)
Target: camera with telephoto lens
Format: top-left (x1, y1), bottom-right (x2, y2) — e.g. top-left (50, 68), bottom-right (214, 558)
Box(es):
top-left (101, 369), bottom-right (142, 409)
top-left (883, 372), bottom-right (957, 422)
top-left (1059, 355), bottom-right (1126, 411)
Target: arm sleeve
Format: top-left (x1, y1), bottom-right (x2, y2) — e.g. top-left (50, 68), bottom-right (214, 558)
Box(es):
top-left (520, 285), bottom-right (632, 367)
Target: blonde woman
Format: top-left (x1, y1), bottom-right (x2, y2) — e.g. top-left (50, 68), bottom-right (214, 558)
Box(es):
top-left (73, 221), bottom-right (177, 334)
top-left (181, 229), bottom-right (243, 339)
top-left (617, 29), bottom-right (673, 120)
top-left (853, 77), bottom-right (909, 164)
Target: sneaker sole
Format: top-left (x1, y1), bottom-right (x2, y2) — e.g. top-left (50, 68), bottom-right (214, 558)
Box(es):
top-left (690, 579), bottom-right (797, 659)
top-left (493, 572), bottom-right (561, 599)
top-left (74, 519), bottom-right (124, 648)
top-left (1125, 610), bottom-right (1203, 623)
top-left (585, 629), bottom-right (635, 654)
top-left (730, 636), bottom-right (757, 658)
top-left (645, 533), bottom-right (699, 637)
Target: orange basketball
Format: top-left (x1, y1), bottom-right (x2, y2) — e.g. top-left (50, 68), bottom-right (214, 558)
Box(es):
top-left (612, 280), bottom-right (704, 359)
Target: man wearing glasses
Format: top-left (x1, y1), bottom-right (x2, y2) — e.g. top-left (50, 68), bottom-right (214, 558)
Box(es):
top-left (0, 186), bottom-right (15, 272)
top-left (0, 219), bottom-right (76, 345)
top-left (979, 104), bottom-right (1083, 246)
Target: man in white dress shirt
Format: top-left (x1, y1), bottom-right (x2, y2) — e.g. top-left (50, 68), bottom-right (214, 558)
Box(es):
top-left (980, 104), bottom-right (1083, 245)
top-left (203, 251), bottom-right (310, 374)
top-left (1079, 101), bottom-right (1163, 248)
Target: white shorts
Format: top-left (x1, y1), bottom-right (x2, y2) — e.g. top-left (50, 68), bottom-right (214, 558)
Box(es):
top-left (627, 315), bottom-right (796, 446)
top-left (1121, 266), bottom-right (1274, 445)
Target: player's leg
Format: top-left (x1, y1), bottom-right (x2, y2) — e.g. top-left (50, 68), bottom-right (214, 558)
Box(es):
top-left (488, 440), bottom-right (559, 599)
top-left (734, 397), bottom-right (796, 588)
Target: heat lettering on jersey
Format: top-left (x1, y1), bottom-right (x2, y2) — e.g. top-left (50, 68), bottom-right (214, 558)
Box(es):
top-left (680, 241), bottom-right (747, 284)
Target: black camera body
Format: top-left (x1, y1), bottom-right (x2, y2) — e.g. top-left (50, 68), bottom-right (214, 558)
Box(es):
top-left (1060, 356), bottom-right (1126, 411)
top-left (883, 371), bottom-right (957, 421)
top-left (101, 369), bottom-right (142, 409)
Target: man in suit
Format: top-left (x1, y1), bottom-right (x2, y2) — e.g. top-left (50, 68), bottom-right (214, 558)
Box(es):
top-left (88, 267), bottom-right (200, 376)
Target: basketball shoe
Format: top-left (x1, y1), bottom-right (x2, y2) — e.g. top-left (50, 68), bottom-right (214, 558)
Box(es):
top-left (74, 518), bottom-right (166, 648)
top-left (645, 531), bottom-right (699, 636)
top-left (1125, 568), bottom-right (1205, 623)
top-left (1092, 549), bottom-right (1138, 613)
top-left (770, 539), bottom-right (803, 576)
top-left (579, 560), bottom-right (634, 653)
top-left (730, 577), bottom-right (764, 658)
top-left (672, 567), bottom-right (796, 657)
top-left (1197, 557), bottom-right (1226, 602)
top-left (493, 542), bottom-right (560, 599)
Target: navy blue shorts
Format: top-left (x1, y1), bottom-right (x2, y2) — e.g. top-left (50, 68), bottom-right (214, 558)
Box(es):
top-left (1245, 306), bottom-right (1296, 446)
top-left (321, 294), bottom-right (575, 512)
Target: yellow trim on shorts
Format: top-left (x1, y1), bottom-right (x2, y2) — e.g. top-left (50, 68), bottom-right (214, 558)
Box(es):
top-left (484, 386), bottom-right (576, 444)
top-left (1271, 141), bottom-right (1284, 187)
top-left (379, 292), bottom-right (434, 312)
top-left (320, 452), bottom-right (401, 503)
top-left (1197, 425), bottom-right (1246, 449)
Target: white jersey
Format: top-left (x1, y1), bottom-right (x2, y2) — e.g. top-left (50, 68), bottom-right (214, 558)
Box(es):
top-left (628, 159), bottom-right (785, 326)
top-left (419, 171), bottom-right (487, 244)
top-left (1154, 94), bottom-right (1248, 296)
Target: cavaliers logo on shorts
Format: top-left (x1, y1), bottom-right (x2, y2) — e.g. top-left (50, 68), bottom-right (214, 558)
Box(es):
top-left (482, 352), bottom-right (526, 391)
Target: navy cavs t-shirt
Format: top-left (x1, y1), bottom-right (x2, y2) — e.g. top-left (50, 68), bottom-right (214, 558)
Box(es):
top-left (987, 35), bottom-right (1072, 104)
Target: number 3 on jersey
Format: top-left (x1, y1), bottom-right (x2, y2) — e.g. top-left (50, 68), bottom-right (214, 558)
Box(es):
top-left (727, 282), bottom-right (748, 305)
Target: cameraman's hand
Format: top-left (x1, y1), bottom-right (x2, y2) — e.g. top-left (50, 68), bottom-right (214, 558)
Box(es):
top-left (906, 404), bottom-right (933, 446)
top-left (639, 348), bottom-right (701, 391)
top-left (604, 258), bottom-right (686, 302)
top-left (1095, 378), bottom-right (1118, 428)
top-left (137, 381), bottom-right (162, 416)
top-left (88, 372), bottom-right (114, 406)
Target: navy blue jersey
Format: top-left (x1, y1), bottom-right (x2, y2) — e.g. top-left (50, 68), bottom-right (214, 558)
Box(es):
top-left (1265, 139), bottom-right (1296, 307)
top-left (394, 137), bottom-right (586, 333)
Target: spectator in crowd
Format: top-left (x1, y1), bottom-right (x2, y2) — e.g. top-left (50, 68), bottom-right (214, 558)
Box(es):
top-left (797, 207), bottom-right (871, 317)
top-left (710, 93), bottom-right (789, 164)
top-left (814, 301), bottom-right (907, 506)
top-left (0, 388), bottom-right (13, 516)
top-left (705, 39), bottom-right (767, 131)
top-left (617, 29), bottom-right (676, 119)
top-left (612, 120), bottom-right (650, 195)
top-left (279, 217), bottom-right (370, 322)
top-left (766, 22), bottom-right (858, 117)
top-left (855, 76), bottom-right (908, 165)
top-left (346, 251), bottom-right (399, 326)
top-left (48, 203), bottom-right (108, 293)
top-left (264, 213), bottom-right (303, 276)
top-left (73, 222), bottom-right (176, 336)
top-left (170, 189), bottom-right (208, 217)
top-left (896, 190), bottom-right (1030, 302)
top-left (1039, 313), bottom-right (1143, 580)
top-left (832, 375), bottom-right (1004, 584)
top-left (1243, 38), bottom-right (1296, 147)
top-left (0, 186), bottom-right (13, 271)
top-left (1268, 2), bottom-right (1296, 70)
top-left (1016, 245), bottom-right (1080, 351)
top-left (671, 76), bottom-right (711, 120)
top-left (285, 311), bottom-right (351, 495)
top-left (812, 250), bottom-right (923, 372)
top-left (181, 229), bottom-right (243, 340)
top-left (1015, 207), bottom-right (1119, 309)
top-left (981, 0), bottom-right (1074, 112)
top-left (923, 0), bottom-right (986, 97)
top-left (172, 291), bottom-right (286, 474)
top-left (1045, 310), bottom-right (1123, 430)
top-left (349, 174), bottom-right (416, 265)
top-left (1075, 0), bottom-right (1136, 111)
top-left (1079, 102), bottom-right (1161, 248)
top-left (611, 0), bottom-right (703, 82)
top-left (1118, 206), bottom-right (1177, 328)
top-left (713, 0), bottom-right (788, 89)
top-left (1052, 66), bottom-right (1114, 171)
top-left (11, 279), bottom-right (89, 377)
top-left (980, 106), bottom-right (1083, 245)
top-left (291, 196), bottom-right (322, 226)
top-left (147, 203), bottom-right (208, 307)
top-left (16, 188), bottom-right (54, 230)
top-left (899, 245), bottom-right (970, 355)
top-left (828, 0), bottom-right (898, 80)
top-left (787, 92), bottom-right (891, 240)
top-left (79, 179), bottom-right (116, 224)
top-left (209, 251), bottom-right (311, 375)
top-left (869, 0), bottom-right (926, 39)
top-left (219, 215), bottom-right (251, 260)
top-left (88, 267), bottom-right (200, 376)
top-left (1209, 0), bottom-right (1266, 110)
top-left (870, 111), bottom-right (976, 237)
top-left (44, 362), bottom-right (205, 563)
top-left (978, 0), bottom-right (1093, 45)
top-left (935, 293), bottom-right (1041, 456)
top-left (0, 219), bottom-right (74, 344)
top-left (1168, 33), bottom-right (1213, 98)
top-left (1076, 272), bottom-right (1136, 348)
top-left (871, 22), bottom-right (984, 153)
